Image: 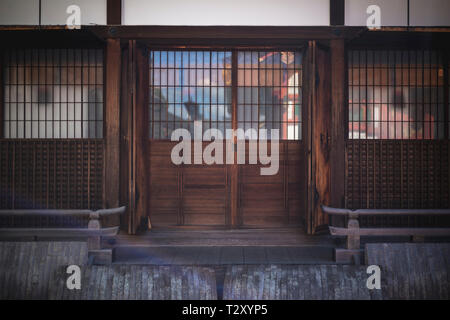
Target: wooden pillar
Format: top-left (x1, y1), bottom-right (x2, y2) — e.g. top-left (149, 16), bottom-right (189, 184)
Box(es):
top-left (330, 39), bottom-right (346, 214)
top-left (119, 44), bottom-right (130, 229)
top-left (107, 0), bottom-right (122, 25)
top-left (134, 42), bottom-right (149, 233)
top-left (330, 0), bottom-right (345, 26)
top-left (104, 39), bottom-right (121, 209)
top-left (230, 50), bottom-right (239, 227)
top-left (306, 41), bottom-right (332, 234)
top-left (0, 49), bottom-right (3, 138)
top-left (120, 40), bottom-right (149, 234)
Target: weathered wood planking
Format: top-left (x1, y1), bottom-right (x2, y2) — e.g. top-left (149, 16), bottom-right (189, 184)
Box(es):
top-left (50, 265), bottom-right (217, 300)
top-left (0, 241), bottom-right (87, 299)
top-left (365, 243), bottom-right (450, 299)
top-left (222, 265), bottom-right (383, 300)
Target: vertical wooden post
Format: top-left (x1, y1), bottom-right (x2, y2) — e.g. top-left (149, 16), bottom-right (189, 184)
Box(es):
top-left (121, 40), bottom-right (149, 234)
top-left (119, 44), bottom-right (130, 230)
top-left (346, 213), bottom-right (360, 250)
top-left (308, 41), bottom-right (332, 234)
top-left (87, 212), bottom-right (101, 250)
top-left (127, 40), bottom-right (136, 233)
top-left (330, 0), bottom-right (345, 26)
top-left (330, 39), bottom-right (347, 225)
top-left (104, 39), bottom-right (121, 209)
top-left (107, 0), bottom-right (122, 25)
top-left (134, 42), bottom-right (149, 233)
top-left (230, 50), bottom-right (239, 227)
top-left (304, 42), bottom-right (313, 234)
top-left (0, 49), bottom-right (3, 138)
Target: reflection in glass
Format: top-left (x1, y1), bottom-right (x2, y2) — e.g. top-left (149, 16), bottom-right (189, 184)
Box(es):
top-left (348, 50), bottom-right (446, 140)
top-left (149, 50), bottom-right (232, 139)
top-left (237, 51), bottom-right (302, 140)
top-left (3, 49), bottom-right (104, 138)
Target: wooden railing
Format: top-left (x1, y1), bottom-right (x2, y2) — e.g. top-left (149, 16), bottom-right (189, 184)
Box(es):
top-left (0, 206), bottom-right (125, 264)
top-left (322, 205), bottom-right (450, 264)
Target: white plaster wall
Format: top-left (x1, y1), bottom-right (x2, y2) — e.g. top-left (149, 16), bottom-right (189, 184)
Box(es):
top-left (123, 0), bottom-right (330, 26)
top-left (1, 0), bottom-right (448, 27)
top-left (345, 0), bottom-right (408, 26)
top-left (0, 0), bottom-right (106, 25)
top-left (41, 0), bottom-right (106, 25)
top-left (410, 0), bottom-right (450, 26)
top-left (0, 0), bottom-right (39, 25)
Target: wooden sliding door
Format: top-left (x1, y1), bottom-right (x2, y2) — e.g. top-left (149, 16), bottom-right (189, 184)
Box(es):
top-left (145, 49), bottom-right (307, 229)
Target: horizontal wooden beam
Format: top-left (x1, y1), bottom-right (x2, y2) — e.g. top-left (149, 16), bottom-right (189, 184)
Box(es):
top-left (322, 205), bottom-right (450, 216)
top-left (0, 206), bottom-right (126, 217)
top-left (330, 226), bottom-right (450, 237)
top-left (0, 227), bottom-right (119, 238)
top-left (86, 25), bottom-right (366, 41)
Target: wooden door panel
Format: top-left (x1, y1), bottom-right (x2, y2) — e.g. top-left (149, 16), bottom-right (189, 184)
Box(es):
top-left (149, 140), bottom-right (228, 227)
top-left (183, 167), bottom-right (226, 185)
top-left (238, 141), bottom-right (305, 228)
top-left (183, 213), bottom-right (226, 226)
top-left (148, 141), bottom-right (180, 226)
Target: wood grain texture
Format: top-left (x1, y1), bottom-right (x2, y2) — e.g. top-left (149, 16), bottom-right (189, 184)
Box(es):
top-left (222, 264), bottom-right (383, 300)
top-left (365, 243), bottom-right (450, 299)
top-left (148, 141), bottom-right (305, 228)
top-left (0, 241), bottom-right (87, 299)
top-left (308, 41), bottom-right (332, 233)
top-left (105, 39), bottom-right (121, 209)
top-left (0, 140), bottom-right (104, 212)
top-left (0, 50), bottom-right (2, 138)
top-left (50, 265), bottom-right (217, 300)
top-left (107, 0), bottom-right (122, 25)
top-left (346, 140), bottom-right (450, 228)
top-left (134, 42), bottom-right (150, 232)
top-left (330, 39), bottom-right (346, 211)
top-left (119, 45), bottom-right (130, 230)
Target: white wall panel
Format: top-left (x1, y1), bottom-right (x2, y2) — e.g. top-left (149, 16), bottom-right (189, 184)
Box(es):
top-left (345, 0), bottom-right (407, 26)
top-left (123, 0), bottom-right (329, 26)
top-left (0, 0), bottom-right (106, 26)
top-left (410, 0), bottom-right (450, 26)
top-left (41, 0), bottom-right (106, 25)
top-left (0, 0), bottom-right (39, 25)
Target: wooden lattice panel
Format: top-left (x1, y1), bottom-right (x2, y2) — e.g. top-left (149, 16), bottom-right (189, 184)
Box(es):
top-left (0, 139), bottom-right (104, 211)
top-left (346, 140), bottom-right (450, 227)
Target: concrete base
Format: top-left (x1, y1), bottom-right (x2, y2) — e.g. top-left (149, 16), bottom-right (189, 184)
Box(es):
top-left (88, 249), bottom-right (113, 265)
top-left (334, 248), bottom-right (364, 264)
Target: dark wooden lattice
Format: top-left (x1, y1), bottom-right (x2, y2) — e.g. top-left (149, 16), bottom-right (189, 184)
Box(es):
top-left (0, 139), bottom-right (104, 227)
top-left (346, 140), bottom-right (450, 227)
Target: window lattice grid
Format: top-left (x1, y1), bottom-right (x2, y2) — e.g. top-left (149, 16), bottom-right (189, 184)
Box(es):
top-left (149, 50), bottom-right (303, 141)
top-left (149, 50), bottom-right (232, 140)
top-left (348, 49), bottom-right (446, 140)
top-left (237, 51), bottom-right (302, 140)
top-left (3, 48), bottom-right (104, 139)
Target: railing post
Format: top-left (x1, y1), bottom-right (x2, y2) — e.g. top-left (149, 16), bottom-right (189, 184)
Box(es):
top-left (347, 212), bottom-right (360, 250)
top-left (87, 211), bottom-right (101, 251)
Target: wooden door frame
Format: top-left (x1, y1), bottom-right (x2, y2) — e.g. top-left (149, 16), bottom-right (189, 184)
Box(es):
top-left (139, 45), bottom-right (311, 231)
top-left (121, 34), bottom-right (351, 234)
